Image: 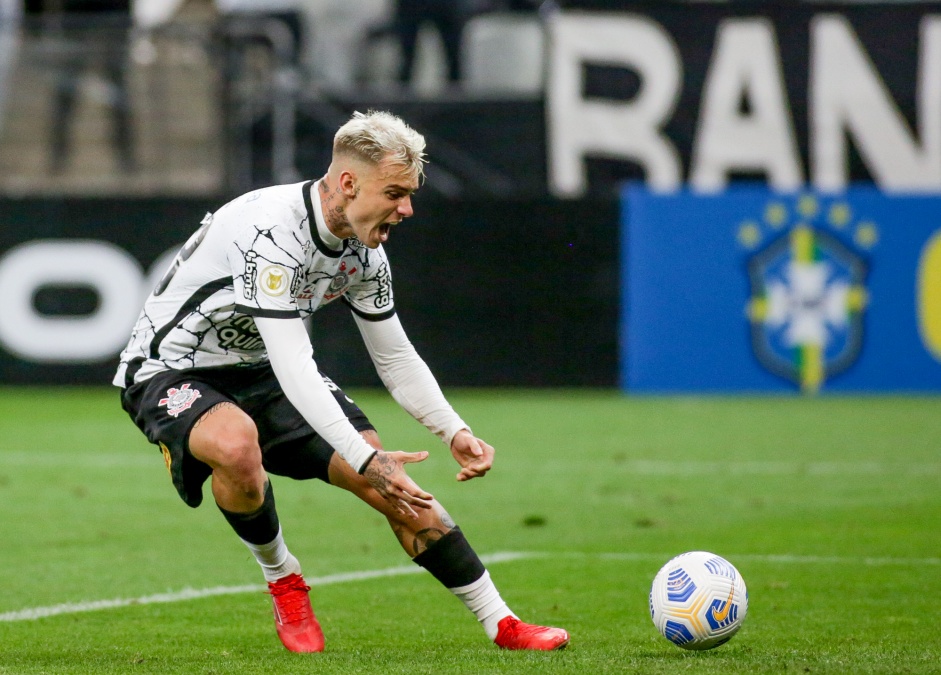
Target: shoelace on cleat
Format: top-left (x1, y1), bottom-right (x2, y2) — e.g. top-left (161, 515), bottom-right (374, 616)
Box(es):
top-left (268, 578), bottom-right (313, 624)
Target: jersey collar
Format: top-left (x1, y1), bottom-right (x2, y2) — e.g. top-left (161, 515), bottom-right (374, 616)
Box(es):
top-left (303, 180), bottom-right (345, 258)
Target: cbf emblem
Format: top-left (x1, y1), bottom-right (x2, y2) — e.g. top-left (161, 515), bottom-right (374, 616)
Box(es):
top-left (739, 195), bottom-right (876, 393)
top-left (158, 383), bottom-right (202, 417)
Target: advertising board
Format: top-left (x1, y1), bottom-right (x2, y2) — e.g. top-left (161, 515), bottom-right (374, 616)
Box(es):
top-left (622, 184), bottom-right (941, 392)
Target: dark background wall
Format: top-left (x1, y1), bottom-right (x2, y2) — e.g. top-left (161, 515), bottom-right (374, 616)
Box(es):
top-left (0, 196), bottom-right (619, 386)
top-left (3, 1), bottom-right (937, 386)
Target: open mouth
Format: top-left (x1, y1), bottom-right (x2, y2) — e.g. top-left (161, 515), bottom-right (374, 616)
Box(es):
top-left (378, 223), bottom-right (393, 242)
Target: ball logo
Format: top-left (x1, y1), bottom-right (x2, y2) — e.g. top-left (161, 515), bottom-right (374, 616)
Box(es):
top-left (158, 383), bottom-right (201, 417)
top-left (706, 587), bottom-right (738, 629)
top-left (260, 265), bottom-right (289, 296)
top-left (666, 568), bottom-right (697, 602)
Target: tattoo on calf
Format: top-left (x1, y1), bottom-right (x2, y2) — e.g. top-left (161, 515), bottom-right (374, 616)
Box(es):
top-left (440, 511), bottom-right (455, 530)
top-left (411, 527), bottom-right (446, 556)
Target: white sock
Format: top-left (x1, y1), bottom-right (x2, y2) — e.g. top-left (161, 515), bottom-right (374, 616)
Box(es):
top-left (449, 570), bottom-right (516, 640)
top-left (241, 527), bottom-right (302, 583)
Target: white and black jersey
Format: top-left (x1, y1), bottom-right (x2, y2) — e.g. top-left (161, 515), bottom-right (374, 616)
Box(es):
top-left (114, 180), bottom-right (395, 388)
top-left (115, 179), bottom-right (468, 474)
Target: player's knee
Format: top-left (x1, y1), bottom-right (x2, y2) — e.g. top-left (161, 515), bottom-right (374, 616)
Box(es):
top-left (209, 423), bottom-right (262, 476)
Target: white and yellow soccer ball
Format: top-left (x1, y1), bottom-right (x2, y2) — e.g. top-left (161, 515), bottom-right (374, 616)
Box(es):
top-left (649, 551), bottom-right (748, 650)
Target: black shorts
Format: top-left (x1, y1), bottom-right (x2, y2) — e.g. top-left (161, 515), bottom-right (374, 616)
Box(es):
top-left (120, 362), bottom-right (375, 508)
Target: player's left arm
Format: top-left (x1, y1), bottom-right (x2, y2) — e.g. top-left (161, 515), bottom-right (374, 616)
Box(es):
top-left (353, 312), bottom-right (494, 481)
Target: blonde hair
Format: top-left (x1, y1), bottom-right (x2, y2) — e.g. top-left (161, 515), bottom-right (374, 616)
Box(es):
top-left (333, 110), bottom-right (426, 179)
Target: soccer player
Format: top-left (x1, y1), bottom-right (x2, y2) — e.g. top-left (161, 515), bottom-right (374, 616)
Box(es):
top-left (114, 110), bottom-right (570, 653)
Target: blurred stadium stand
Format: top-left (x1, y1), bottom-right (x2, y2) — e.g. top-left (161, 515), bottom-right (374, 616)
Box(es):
top-left (0, 0), bottom-right (553, 197)
top-left (0, 0), bottom-right (934, 198)
top-left (0, 0), bottom-right (224, 194)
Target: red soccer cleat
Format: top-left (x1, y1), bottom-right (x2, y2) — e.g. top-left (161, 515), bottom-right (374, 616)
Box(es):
top-left (266, 573), bottom-right (325, 653)
top-left (494, 616), bottom-right (570, 651)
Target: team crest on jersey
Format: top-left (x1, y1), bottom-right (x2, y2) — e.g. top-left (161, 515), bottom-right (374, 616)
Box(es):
top-left (260, 265), bottom-right (289, 296)
top-left (158, 383), bottom-right (202, 417)
top-left (324, 260), bottom-right (357, 300)
top-left (329, 270), bottom-right (350, 292)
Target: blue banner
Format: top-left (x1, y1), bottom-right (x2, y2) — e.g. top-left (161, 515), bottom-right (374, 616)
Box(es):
top-left (621, 185), bottom-right (941, 392)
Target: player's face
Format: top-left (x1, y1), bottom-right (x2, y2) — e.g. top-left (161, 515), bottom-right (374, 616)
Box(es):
top-left (346, 160), bottom-right (419, 249)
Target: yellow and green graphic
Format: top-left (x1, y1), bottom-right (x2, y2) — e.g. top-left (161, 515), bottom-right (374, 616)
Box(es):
top-left (741, 195), bottom-right (874, 393)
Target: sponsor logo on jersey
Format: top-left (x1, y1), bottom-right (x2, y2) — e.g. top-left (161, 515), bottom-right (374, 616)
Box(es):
top-left (260, 265), bottom-right (289, 296)
top-left (741, 195), bottom-right (873, 393)
top-left (158, 383), bottom-right (202, 417)
top-left (373, 262), bottom-right (392, 308)
top-left (218, 314), bottom-right (265, 351)
top-left (244, 251), bottom-right (258, 300)
top-left (290, 264), bottom-right (303, 297)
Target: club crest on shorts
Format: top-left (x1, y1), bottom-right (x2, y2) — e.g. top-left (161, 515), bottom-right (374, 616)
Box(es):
top-left (158, 383), bottom-right (201, 417)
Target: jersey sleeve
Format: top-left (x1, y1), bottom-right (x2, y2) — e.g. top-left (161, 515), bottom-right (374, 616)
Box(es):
top-left (354, 312), bottom-right (470, 447)
top-left (255, 316), bottom-right (378, 473)
top-left (227, 221), bottom-right (306, 319)
top-left (342, 246), bottom-right (396, 321)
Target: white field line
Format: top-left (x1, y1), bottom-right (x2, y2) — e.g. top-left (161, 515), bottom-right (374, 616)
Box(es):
top-left (615, 460), bottom-right (941, 476)
top-left (1, 550), bottom-right (938, 623)
top-left (0, 552), bottom-right (531, 623)
top-left (1, 454), bottom-right (940, 475)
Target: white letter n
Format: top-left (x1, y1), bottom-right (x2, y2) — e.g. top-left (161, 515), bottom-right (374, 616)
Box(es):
top-left (811, 15), bottom-right (941, 191)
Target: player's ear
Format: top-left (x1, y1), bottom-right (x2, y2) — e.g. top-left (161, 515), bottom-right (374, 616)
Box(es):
top-left (339, 170), bottom-right (358, 199)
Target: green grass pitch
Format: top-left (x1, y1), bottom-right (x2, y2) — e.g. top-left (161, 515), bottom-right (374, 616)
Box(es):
top-left (0, 387), bottom-right (939, 674)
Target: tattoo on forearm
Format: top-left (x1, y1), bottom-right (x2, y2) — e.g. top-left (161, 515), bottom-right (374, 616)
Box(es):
top-left (191, 401), bottom-right (237, 430)
top-left (364, 452), bottom-right (394, 494)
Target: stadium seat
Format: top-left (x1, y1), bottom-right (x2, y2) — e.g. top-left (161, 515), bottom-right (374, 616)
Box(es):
top-left (462, 12), bottom-right (545, 95)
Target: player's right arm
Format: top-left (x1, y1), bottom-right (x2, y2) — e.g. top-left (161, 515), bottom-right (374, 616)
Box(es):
top-left (253, 316), bottom-right (434, 518)
top-left (224, 215), bottom-right (432, 517)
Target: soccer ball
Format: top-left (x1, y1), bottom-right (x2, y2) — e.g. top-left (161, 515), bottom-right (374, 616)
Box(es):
top-left (649, 551), bottom-right (748, 650)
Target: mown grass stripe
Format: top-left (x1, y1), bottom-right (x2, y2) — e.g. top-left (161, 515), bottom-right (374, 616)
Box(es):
top-left (2, 549), bottom-right (937, 623)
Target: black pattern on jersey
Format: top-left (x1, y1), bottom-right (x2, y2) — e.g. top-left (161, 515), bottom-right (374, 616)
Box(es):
top-left (234, 225), bottom-right (307, 302)
top-left (149, 277), bottom-right (233, 364)
top-left (115, 180), bottom-right (397, 387)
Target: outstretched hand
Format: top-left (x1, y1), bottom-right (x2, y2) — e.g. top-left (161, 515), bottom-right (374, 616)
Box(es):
top-left (362, 450), bottom-right (433, 519)
top-left (449, 430), bottom-right (494, 482)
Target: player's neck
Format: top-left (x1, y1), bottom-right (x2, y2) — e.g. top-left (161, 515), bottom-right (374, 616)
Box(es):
top-left (313, 179), bottom-right (347, 250)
